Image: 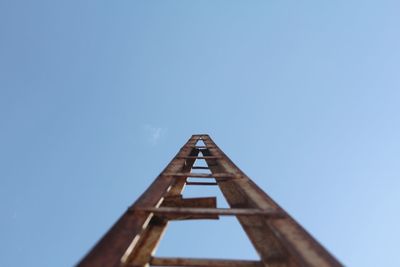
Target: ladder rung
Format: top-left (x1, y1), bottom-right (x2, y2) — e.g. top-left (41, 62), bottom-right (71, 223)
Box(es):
top-left (186, 182), bottom-right (218, 186)
top-left (191, 146), bottom-right (215, 149)
top-left (134, 207), bottom-right (284, 217)
top-left (191, 166), bottom-right (209, 169)
top-left (150, 256), bottom-right (263, 267)
top-left (178, 156), bottom-right (220, 159)
top-left (164, 173), bottom-right (233, 178)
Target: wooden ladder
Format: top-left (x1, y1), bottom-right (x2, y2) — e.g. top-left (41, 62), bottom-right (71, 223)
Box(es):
top-left (77, 134), bottom-right (342, 267)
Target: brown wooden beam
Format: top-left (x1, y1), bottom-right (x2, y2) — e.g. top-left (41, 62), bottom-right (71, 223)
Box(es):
top-left (160, 196), bottom-right (218, 220)
top-left (186, 182), bottom-right (218, 186)
top-left (77, 136), bottom-right (199, 267)
top-left (163, 172), bottom-right (233, 178)
top-left (178, 156), bottom-right (221, 159)
top-left (161, 196), bottom-right (217, 208)
top-left (191, 166), bottom-right (210, 169)
top-left (132, 207), bottom-right (285, 218)
top-left (202, 135), bottom-right (342, 267)
top-left (150, 257), bottom-right (263, 267)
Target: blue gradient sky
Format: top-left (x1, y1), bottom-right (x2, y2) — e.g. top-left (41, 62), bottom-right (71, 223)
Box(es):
top-left (1, 1), bottom-right (400, 266)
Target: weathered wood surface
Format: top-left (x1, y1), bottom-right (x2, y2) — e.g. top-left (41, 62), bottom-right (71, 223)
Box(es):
top-left (77, 134), bottom-right (342, 267)
top-left (203, 135), bottom-right (342, 267)
top-left (150, 257), bottom-right (264, 267)
top-left (77, 137), bottom-right (198, 267)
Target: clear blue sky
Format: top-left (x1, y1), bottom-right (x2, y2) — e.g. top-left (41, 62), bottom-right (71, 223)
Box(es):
top-left (1, 1), bottom-right (399, 266)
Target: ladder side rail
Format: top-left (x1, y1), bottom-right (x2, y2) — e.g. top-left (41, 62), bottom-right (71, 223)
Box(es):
top-left (76, 136), bottom-right (198, 267)
top-left (202, 135), bottom-right (342, 267)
